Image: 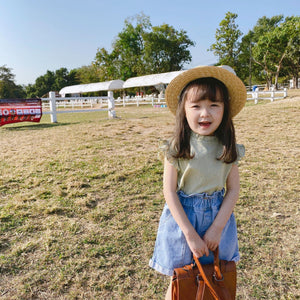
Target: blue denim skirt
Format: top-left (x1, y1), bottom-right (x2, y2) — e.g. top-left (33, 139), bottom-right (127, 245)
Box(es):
top-left (149, 189), bottom-right (239, 276)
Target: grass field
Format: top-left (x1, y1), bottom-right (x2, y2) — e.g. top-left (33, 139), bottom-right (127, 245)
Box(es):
top-left (0, 93), bottom-right (299, 299)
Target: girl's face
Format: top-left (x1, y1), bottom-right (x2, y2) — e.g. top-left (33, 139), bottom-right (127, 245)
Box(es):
top-left (184, 89), bottom-right (224, 136)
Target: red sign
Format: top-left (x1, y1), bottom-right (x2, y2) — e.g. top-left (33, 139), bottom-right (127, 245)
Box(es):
top-left (0, 99), bottom-right (42, 127)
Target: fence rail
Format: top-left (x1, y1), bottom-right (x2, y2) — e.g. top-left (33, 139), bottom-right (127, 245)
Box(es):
top-left (41, 89), bottom-right (288, 123)
top-left (41, 93), bottom-right (168, 123)
top-left (41, 92), bottom-right (117, 122)
top-left (41, 95), bottom-right (166, 109)
top-left (114, 95), bottom-right (166, 107)
top-left (42, 96), bottom-right (108, 109)
top-left (247, 88), bottom-right (287, 104)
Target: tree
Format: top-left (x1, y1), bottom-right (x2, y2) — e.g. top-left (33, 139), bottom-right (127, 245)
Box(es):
top-left (237, 30), bottom-right (269, 87)
top-left (236, 15), bottom-right (300, 89)
top-left (26, 70), bottom-right (55, 97)
top-left (143, 24), bottom-right (195, 73)
top-left (247, 15), bottom-right (281, 89)
top-left (26, 68), bottom-right (79, 97)
top-left (94, 47), bottom-right (122, 81)
top-left (0, 65), bottom-right (25, 98)
top-left (281, 16), bottom-right (300, 88)
top-left (251, 16), bottom-right (282, 89)
top-left (94, 13), bottom-right (151, 81)
top-left (94, 13), bottom-right (195, 81)
top-left (75, 65), bottom-right (102, 84)
top-left (114, 13), bottom-right (151, 79)
top-left (249, 15), bottom-right (300, 89)
top-left (54, 68), bottom-right (78, 91)
top-left (209, 12), bottom-right (242, 69)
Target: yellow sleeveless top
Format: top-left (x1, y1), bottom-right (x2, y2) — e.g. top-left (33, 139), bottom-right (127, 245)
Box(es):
top-left (162, 132), bottom-right (245, 195)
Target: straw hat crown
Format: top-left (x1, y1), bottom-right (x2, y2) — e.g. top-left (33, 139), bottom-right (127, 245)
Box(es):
top-left (165, 65), bottom-right (247, 117)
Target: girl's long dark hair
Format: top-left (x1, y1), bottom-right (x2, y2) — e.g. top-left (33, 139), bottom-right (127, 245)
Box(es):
top-left (171, 77), bottom-right (237, 164)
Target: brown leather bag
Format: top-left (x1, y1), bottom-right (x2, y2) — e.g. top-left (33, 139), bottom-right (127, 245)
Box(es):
top-left (172, 247), bottom-right (236, 300)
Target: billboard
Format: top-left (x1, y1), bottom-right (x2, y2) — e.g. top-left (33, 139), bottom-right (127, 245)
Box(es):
top-left (0, 99), bottom-right (42, 126)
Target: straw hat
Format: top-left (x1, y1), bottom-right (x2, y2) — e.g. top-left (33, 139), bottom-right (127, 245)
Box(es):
top-left (165, 65), bottom-right (247, 117)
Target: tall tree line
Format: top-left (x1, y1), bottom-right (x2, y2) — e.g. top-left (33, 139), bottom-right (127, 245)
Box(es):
top-left (210, 12), bottom-right (299, 89)
top-left (1, 12), bottom-right (299, 98)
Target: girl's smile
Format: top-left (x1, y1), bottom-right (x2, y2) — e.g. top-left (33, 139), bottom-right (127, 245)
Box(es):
top-left (185, 99), bottom-right (224, 136)
top-left (199, 121), bottom-right (211, 128)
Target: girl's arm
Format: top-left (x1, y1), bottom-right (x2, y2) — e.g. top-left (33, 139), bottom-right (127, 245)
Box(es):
top-left (203, 164), bottom-right (240, 251)
top-left (163, 157), bottom-right (209, 258)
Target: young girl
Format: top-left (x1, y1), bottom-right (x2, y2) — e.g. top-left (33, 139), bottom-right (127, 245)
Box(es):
top-left (149, 66), bottom-right (247, 299)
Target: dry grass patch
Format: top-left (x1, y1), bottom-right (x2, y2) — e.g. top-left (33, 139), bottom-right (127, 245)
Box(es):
top-left (0, 98), bottom-right (299, 299)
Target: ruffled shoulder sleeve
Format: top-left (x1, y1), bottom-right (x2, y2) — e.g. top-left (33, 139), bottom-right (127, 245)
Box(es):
top-left (159, 139), bottom-right (180, 170)
top-left (234, 144), bottom-right (245, 165)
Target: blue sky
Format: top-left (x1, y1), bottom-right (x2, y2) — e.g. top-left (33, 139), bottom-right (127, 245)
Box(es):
top-left (0, 0), bottom-right (299, 85)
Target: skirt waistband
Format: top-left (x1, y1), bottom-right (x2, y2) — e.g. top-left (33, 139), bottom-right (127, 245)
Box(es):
top-left (177, 189), bottom-right (225, 208)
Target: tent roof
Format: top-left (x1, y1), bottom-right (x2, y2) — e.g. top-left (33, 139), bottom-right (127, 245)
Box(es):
top-left (58, 70), bottom-right (186, 95)
top-left (59, 80), bottom-right (124, 95)
top-left (123, 70), bottom-right (185, 88)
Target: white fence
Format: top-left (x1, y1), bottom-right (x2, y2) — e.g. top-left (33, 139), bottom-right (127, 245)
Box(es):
top-left (41, 89), bottom-right (288, 123)
top-left (247, 88), bottom-right (287, 104)
top-left (115, 94), bottom-right (166, 107)
top-left (42, 91), bottom-right (116, 122)
top-left (41, 92), bottom-right (167, 123)
top-left (42, 97), bottom-right (102, 109)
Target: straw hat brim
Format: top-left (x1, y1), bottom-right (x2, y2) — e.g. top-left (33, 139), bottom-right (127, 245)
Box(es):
top-left (165, 66), bottom-right (247, 117)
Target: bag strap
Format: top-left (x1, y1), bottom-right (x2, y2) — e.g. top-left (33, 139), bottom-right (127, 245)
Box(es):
top-left (212, 247), bottom-right (223, 281)
top-left (193, 247), bottom-right (223, 300)
top-left (195, 280), bottom-right (205, 300)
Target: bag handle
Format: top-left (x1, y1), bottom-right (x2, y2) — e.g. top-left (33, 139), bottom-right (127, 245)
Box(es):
top-left (193, 247), bottom-right (223, 300)
top-left (212, 247), bottom-right (223, 281)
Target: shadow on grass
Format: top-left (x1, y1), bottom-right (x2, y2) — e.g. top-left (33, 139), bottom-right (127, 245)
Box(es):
top-left (2, 122), bottom-right (79, 131)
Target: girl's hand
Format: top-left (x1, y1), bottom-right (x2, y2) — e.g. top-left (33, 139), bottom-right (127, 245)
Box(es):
top-left (185, 231), bottom-right (209, 258)
top-left (203, 224), bottom-right (222, 251)
top-left (203, 164), bottom-right (240, 251)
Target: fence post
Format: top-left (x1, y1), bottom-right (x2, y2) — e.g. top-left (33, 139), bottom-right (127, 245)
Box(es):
top-left (158, 91), bottom-right (163, 103)
top-left (270, 87), bottom-right (274, 102)
top-left (254, 88), bottom-right (259, 104)
top-left (271, 91), bottom-right (274, 102)
top-left (49, 91), bottom-right (57, 123)
top-left (283, 88), bottom-right (287, 98)
top-left (107, 91), bottom-right (116, 119)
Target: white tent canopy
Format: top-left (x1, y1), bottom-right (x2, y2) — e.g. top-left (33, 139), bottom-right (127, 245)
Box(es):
top-left (122, 70), bottom-right (185, 89)
top-left (58, 70), bottom-right (187, 96)
top-left (59, 80), bottom-right (124, 96)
